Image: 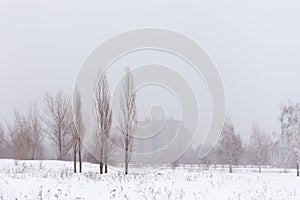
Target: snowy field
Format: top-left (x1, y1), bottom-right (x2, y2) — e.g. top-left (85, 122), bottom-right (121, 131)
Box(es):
top-left (0, 160), bottom-right (299, 200)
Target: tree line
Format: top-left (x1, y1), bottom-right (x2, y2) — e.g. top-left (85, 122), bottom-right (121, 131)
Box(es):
top-left (0, 68), bottom-right (299, 171)
top-left (213, 101), bottom-right (300, 168)
top-left (0, 68), bottom-right (136, 175)
top-left (179, 101), bottom-right (300, 169)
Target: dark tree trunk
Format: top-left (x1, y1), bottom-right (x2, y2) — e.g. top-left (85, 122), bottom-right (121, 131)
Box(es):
top-left (104, 140), bottom-right (108, 173)
top-left (125, 148), bottom-right (128, 175)
top-left (100, 162), bottom-right (103, 174)
top-left (99, 147), bottom-right (103, 174)
top-left (229, 159), bottom-right (232, 173)
top-left (297, 163), bottom-right (299, 177)
top-left (78, 140), bottom-right (82, 173)
top-left (73, 144), bottom-right (77, 173)
top-left (105, 164), bottom-right (108, 173)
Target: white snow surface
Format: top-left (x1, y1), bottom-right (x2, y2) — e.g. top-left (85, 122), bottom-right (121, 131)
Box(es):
top-left (0, 160), bottom-right (299, 200)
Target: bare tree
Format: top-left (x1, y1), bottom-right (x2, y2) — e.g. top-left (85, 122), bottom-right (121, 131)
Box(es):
top-left (216, 117), bottom-right (243, 165)
top-left (0, 123), bottom-right (7, 158)
top-left (249, 123), bottom-right (270, 170)
top-left (0, 123), bottom-right (3, 142)
top-left (7, 111), bottom-right (32, 159)
top-left (279, 101), bottom-right (300, 167)
top-left (4, 106), bottom-right (43, 160)
top-left (70, 115), bottom-right (78, 172)
top-left (28, 103), bottom-right (43, 160)
top-left (119, 68), bottom-right (137, 175)
top-left (94, 71), bottom-right (112, 174)
top-left (72, 87), bottom-right (85, 173)
top-left (43, 91), bottom-right (73, 160)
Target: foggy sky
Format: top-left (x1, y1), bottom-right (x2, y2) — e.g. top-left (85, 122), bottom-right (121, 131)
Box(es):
top-left (0, 0), bottom-right (300, 142)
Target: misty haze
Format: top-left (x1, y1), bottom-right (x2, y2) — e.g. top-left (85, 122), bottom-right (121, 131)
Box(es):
top-left (0, 1), bottom-right (300, 199)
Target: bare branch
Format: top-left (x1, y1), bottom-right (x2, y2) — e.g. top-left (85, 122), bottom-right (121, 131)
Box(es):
top-left (43, 91), bottom-right (72, 160)
top-left (119, 67), bottom-right (137, 174)
top-left (94, 70), bottom-right (112, 174)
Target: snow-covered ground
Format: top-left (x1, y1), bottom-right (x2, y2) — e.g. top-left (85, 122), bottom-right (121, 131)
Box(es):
top-left (0, 160), bottom-right (299, 200)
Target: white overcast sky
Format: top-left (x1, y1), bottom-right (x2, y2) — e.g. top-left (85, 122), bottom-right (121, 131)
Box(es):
top-left (0, 0), bottom-right (299, 142)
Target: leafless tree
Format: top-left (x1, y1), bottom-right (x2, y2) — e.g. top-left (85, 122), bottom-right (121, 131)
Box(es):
top-left (279, 101), bottom-right (300, 167)
top-left (28, 103), bottom-right (43, 160)
top-left (0, 123), bottom-right (7, 158)
top-left (119, 67), bottom-right (137, 175)
top-left (0, 123), bottom-right (3, 141)
top-left (43, 91), bottom-right (72, 160)
top-left (94, 71), bottom-right (112, 174)
top-left (70, 120), bottom-right (78, 172)
top-left (71, 87), bottom-right (85, 173)
top-left (216, 117), bottom-right (243, 165)
top-left (3, 105), bottom-right (43, 160)
top-left (7, 111), bottom-right (32, 159)
top-left (249, 123), bottom-right (270, 170)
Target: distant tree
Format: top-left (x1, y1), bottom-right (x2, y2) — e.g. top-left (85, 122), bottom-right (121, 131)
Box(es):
top-left (279, 101), bottom-right (300, 167)
top-left (94, 71), bottom-right (112, 174)
top-left (216, 117), bottom-right (243, 165)
top-left (43, 91), bottom-right (73, 160)
top-left (248, 123), bottom-right (270, 166)
top-left (28, 104), bottom-right (43, 160)
top-left (0, 123), bottom-right (7, 158)
top-left (268, 134), bottom-right (281, 166)
top-left (4, 105), bottom-right (43, 160)
top-left (71, 87), bottom-right (85, 173)
top-left (119, 68), bottom-right (137, 175)
top-left (7, 111), bottom-right (32, 159)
